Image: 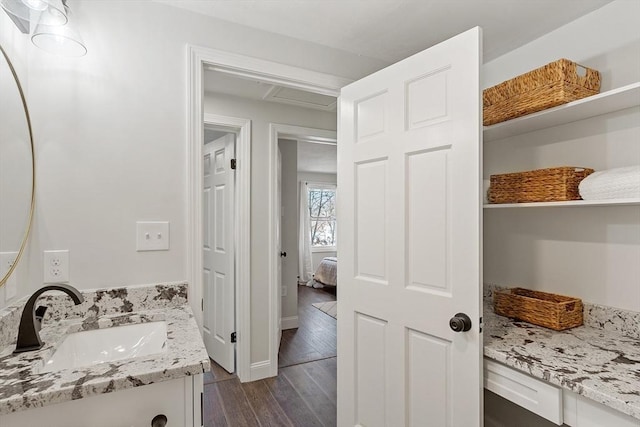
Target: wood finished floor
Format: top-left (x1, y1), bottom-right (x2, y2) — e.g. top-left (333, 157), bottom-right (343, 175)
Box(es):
top-left (203, 285), bottom-right (337, 426)
top-left (279, 285), bottom-right (337, 368)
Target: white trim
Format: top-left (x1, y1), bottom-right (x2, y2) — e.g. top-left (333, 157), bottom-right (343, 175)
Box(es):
top-left (306, 181), bottom-right (338, 190)
top-left (189, 46), bottom-right (254, 383)
top-left (250, 360), bottom-right (274, 382)
top-left (187, 46), bottom-right (204, 328)
top-left (201, 49), bottom-right (351, 97)
top-left (311, 246), bottom-right (337, 253)
top-left (188, 44), bottom-right (348, 384)
top-left (186, 375), bottom-right (200, 427)
top-left (281, 315), bottom-right (299, 330)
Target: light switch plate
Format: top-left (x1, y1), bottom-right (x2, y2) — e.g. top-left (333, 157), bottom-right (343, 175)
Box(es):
top-left (136, 221), bottom-right (170, 251)
top-left (0, 252), bottom-right (18, 300)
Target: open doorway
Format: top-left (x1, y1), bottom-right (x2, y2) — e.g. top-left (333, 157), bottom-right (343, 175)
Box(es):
top-left (190, 45), bottom-right (348, 427)
top-left (190, 45), bottom-right (349, 382)
top-left (278, 137), bottom-right (338, 368)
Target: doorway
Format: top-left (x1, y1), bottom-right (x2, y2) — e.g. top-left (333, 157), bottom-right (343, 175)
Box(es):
top-left (189, 45), bottom-right (348, 381)
top-left (277, 136), bottom-right (338, 368)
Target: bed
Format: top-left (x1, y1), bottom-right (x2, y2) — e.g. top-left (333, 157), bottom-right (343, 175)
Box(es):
top-left (307, 256), bottom-right (337, 288)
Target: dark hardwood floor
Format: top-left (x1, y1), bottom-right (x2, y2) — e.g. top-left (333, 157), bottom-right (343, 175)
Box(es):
top-left (203, 285), bottom-right (337, 426)
top-left (279, 285), bottom-right (337, 368)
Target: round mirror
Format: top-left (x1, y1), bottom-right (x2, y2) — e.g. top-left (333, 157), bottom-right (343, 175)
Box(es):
top-left (0, 44), bottom-right (35, 288)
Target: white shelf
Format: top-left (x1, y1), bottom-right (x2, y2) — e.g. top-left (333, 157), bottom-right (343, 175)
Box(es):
top-left (483, 82), bottom-right (640, 142)
top-left (484, 198), bottom-right (640, 209)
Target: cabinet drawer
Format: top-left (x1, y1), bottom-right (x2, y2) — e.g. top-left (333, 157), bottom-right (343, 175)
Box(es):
top-left (484, 358), bottom-right (563, 425)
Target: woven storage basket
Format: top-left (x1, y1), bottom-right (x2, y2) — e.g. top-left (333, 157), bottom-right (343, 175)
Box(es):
top-left (483, 58), bottom-right (601, 126)
top-left (494, 288), bottom-right (583, 331)
top-left (488, 166), bottom-right (594, 204)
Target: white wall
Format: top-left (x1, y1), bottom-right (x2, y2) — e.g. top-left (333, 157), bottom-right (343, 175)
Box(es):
top-left (278, 139), bottom-right (299, 327)
top-left (483, 0), bottom-right (640, 91)
top-left (483, 0), bottom-right (640, 312)
top-left (204, 93), bottom-right (336, 363)
top-left (0, 2), bottom-right (384, 312)
top-left (298, 172), bottom-right (338, 271)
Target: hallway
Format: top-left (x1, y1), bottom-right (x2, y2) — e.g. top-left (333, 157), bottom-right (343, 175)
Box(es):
top-left (203, 285), bottom-right (338, 426)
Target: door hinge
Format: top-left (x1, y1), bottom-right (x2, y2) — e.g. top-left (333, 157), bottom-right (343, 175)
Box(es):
top-left (200, 392), bottom-right (204, 426)
top-left (230, 332), bottom-right (237, 343)
top-left (479, 316), bottom-right (484, 333)
top-left (230, 158), bottom-right (236, 170)
top-left (201, 298), bottom-right (204, 311)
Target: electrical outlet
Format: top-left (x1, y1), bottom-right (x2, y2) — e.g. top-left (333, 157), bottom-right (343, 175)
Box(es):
top-left (44, 250), bottom-right (69, 284)
top-left (0, 252), bottom-right (18, 300)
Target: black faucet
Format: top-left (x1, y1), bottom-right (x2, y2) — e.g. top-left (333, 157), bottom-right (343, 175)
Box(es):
top-left (13, 284), bottom-right (84, 354)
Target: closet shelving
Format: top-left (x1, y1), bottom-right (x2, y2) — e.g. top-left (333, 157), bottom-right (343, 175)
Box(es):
top-left (483, 82), bottom-right (640, 142)
top-left (483, 81), bottom-right (640, 209)
top-left (484, 198), bottom-right (640, 208)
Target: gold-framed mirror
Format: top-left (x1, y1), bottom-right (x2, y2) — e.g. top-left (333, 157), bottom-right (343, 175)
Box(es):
top-left (0, 44), bottom-right (35, 288)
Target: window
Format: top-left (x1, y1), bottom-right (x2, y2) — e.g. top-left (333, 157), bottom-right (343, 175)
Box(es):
top-left (308, 184), bottom-right (336, 250)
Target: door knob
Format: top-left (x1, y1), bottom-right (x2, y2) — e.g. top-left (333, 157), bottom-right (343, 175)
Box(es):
top-left (280, 251), bottom-right (287, 257)
top-left (151, 414), bottom-right (167, 427)
top-left (449, 313), bottom-right (472, 332)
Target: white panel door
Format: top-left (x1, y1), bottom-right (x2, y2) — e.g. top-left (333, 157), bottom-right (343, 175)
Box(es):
top-left (337, 27), bottom-right (483, 427)
top-left (203, 133), bottom-right (236, 373)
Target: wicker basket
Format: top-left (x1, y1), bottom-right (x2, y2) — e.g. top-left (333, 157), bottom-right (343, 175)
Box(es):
top-left (488, 166), bottom-right (594, 204)
top-left (494, 288), bottom-right (583, 331)
top-left (483, 59), bottom-right (601, 126)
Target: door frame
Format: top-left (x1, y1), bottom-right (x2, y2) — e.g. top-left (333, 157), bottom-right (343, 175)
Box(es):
top-left (269, 124), bottom-right (337, 375)
top-left (187, 45), bottom-right (351, 381)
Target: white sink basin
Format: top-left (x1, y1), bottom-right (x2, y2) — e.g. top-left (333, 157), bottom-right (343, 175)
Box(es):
top-left (41, 321), bottom-right (168, 373)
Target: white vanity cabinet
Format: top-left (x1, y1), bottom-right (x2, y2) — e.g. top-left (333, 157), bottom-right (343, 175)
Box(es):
top-left (1, 375), bottom-right (203, 427)
top-left (484, 359), bottom-right (640, 427)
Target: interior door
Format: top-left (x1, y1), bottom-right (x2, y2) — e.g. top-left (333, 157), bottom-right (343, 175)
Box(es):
top-left (203, 133), bottom-right (236, 373)
top-left (277, 146), bottom-right (283, 343)
top-left (337, 27), bottom-right (483, 426)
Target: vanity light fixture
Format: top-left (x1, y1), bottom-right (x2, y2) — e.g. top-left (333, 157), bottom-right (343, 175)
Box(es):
top-left (0, 0), bottom-right (66, 32)
top-left (31, 1), bottom-right (86, 57)
top-left (1, 0), bottom-right (86, 57)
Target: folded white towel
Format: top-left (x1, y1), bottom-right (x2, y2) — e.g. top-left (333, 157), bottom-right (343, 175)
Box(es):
top-left (579, 166), bottom-right (640, 200)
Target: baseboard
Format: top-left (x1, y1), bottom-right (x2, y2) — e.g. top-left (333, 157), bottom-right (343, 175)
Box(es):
top-left (250, 360), bottom-right (274, 381)
top-left (281, 315), bottom-right (299, 330)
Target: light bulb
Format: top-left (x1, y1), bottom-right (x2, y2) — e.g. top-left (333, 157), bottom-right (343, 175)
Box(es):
top-left (21, 0), bottom-right (47, 11)
top-left (38, 1), bottom-right (67, 26)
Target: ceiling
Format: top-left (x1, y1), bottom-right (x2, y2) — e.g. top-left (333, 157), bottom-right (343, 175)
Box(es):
top-left (204, 70), bottom-right (337, 111)
top-left (192, 0), bottom-right (611, 174)
top-left (157, 0), bottom-right (612, 63)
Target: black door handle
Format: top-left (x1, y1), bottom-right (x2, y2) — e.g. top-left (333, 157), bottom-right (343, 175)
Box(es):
top-left (151, 414), bottom-right (167, 427)
top-left (449, 313), bottom-right (472, 332)
top-left (280, 251), bottom-right (287, 257)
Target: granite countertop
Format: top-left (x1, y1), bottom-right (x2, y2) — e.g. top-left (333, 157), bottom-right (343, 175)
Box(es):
top-left (0, 282), bottom-right (210, 415)
top-left (484, 300), bottom-right (640, 420)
